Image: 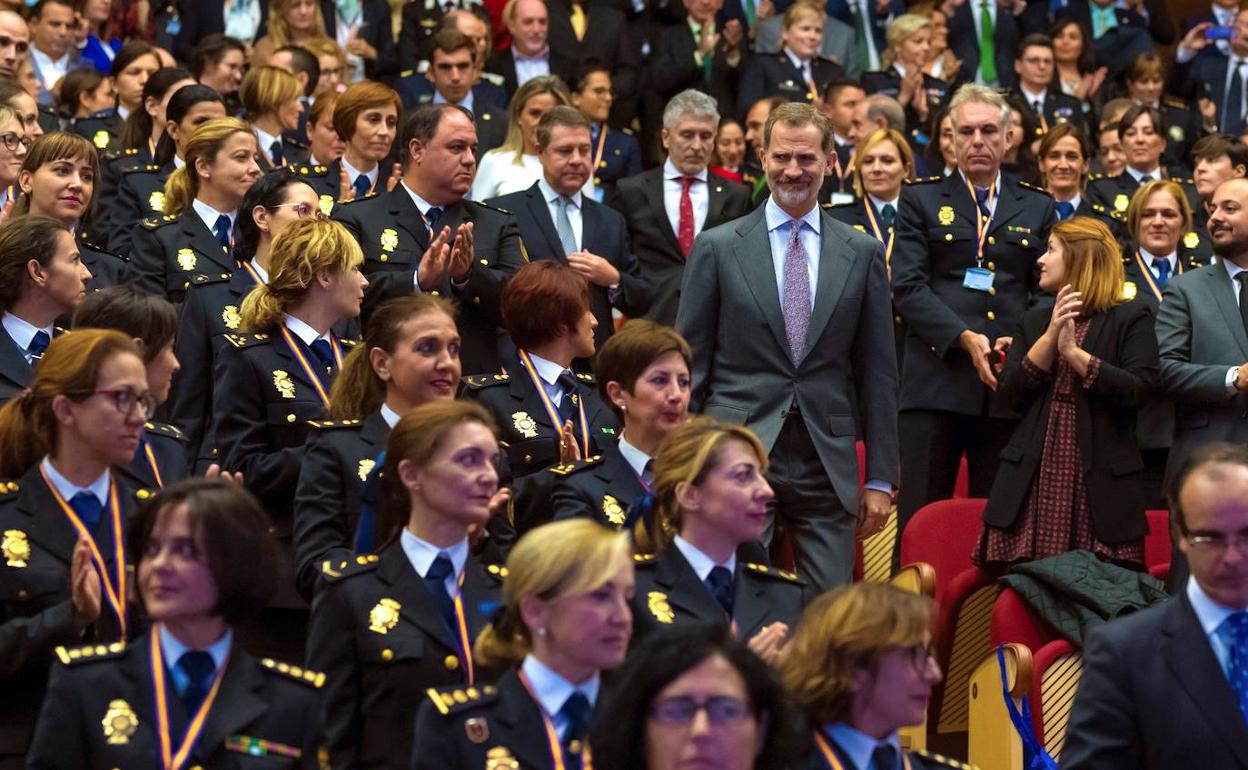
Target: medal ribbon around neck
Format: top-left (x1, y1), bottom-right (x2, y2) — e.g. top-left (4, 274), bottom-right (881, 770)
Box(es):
top-left (516, 350), bottom-right (591, 458)
top-left (812, 731), bottom-right (912, 770)
top-left (277, 325), bottom-right (342, 408)
top-left (592, 126), bottom-right (608, 179)
top-left (149, 627), bottom-right (231, 770)
top-left (144, 437), bottom-right (165, 489)
top-left (516, 669), bottom-right (595, 770)
top-left (863, 201), bottom-right (896, 270)
top-left (1134, 250), bottom-right (1182, 302)
top-left (451, 568), bottom-right (475, 685)
top-left (40, 467), bottom-right (127, 637)
top-left (963, 175), bottom-right (998, 268)
top-left (241, 260), bottom-right (265, 287)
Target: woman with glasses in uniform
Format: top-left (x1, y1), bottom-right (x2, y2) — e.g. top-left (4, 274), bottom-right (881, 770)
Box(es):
top-left (0, 329), bottom-right (151, 763)
top-left (411, 518), bottom-right (634, 770)
top-left (0, 103), bottom-right (29, 215)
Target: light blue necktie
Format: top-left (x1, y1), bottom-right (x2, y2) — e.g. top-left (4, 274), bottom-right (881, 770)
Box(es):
top-left (555, 196), bottom-right (578, 256)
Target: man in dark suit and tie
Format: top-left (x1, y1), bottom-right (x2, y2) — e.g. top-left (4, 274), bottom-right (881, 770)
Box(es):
top-left (676, 102), bottom-right (899, 591)
top-left (1061, 442), bottom-right (1248, 769)
top-left (947, 0), bottom-right (1026, 89)
top-left (489, 106), bottom-right (652, 351)
top-left (609, 90), bottom-right (752, 325)
top-left (487, 0), bottom-right (577, 104)
top-left (395, 29), bottom-right (507, 154)
top-left (649, 0), bottom-right (747, 124)
top-left (397, 0), bottom-right (492, 72)
top-left (1172, 12), bottom-right (1248, 136)
top-left (546, 0), bottom-right (640, 124)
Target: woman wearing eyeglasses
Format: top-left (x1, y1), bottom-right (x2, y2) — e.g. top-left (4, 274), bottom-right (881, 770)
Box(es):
top-left (127, 117), bottom-right (260, 303)
top-left (213, 217), bottom-right (366, 660)
top-left (0, 217), bottom-right (91, 407)
top-left (308, 400), bottom-right (505, 770)
top-left (108, 83), bottom-right (226, 255)
top-left (591, 624), bottom-right (800, 770)
top-left (12, 132), bottom-right (126, 289)
top-left (170, 169), bottom-right (325, 474)
top-left (630, 417), bottom-right (804, 664)
top-left (411, 518), bottom-right (634, 770)
top-left (0, 103), bottom-right (29, 214)
top-left (0, 328), bottom-right (151, 762)
top-left (780, 582), bottom-right (951, 770)
top-left (27, 478), bottom-right (327, 769)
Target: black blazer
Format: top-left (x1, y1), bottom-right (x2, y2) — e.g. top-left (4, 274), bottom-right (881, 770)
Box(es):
top-left (546, 0), bottom-right (641, 106)
top-left (1062, 591), bottom-right (1248, 769)
top-left (948, 0), bottom-right (1023, 88)
top-left (551, 438), bottom-right (648, 528)
top-left (0, 325), bottom-right (35, 407)
top-left (485, 48), bottom-right (578, 106)
top-left (127, 208), bottom-right (237, 303)
top-left (983, 300), bottom-right (1159, 543)
top-left (649, 22), bottom-right (745, 121)
top-left (307, 540), bottom-right (502, 770)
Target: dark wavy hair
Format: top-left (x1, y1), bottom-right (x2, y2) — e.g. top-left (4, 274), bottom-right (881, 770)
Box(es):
top-left (590, 624), bottom-right (802, 770)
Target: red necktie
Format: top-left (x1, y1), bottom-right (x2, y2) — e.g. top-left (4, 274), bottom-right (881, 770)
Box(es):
top-left (678, 176), bottom-right (695, 258)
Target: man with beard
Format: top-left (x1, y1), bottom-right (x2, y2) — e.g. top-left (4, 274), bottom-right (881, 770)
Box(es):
top-left (676, 102), bottom-right (899, 591)
top-left (891, 84), bottom-right (1057, 546)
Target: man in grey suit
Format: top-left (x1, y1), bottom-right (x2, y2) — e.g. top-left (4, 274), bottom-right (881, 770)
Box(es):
top-left (676, 102), bottom-right (898, 591)
top-left (752, 1), bottom-right (859, 78)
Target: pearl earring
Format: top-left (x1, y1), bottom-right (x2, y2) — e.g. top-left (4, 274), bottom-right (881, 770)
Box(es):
top-left (536, 627), bottom-right (548, 637)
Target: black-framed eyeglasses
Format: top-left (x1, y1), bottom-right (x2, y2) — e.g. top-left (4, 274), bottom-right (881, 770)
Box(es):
top-left (649, 696), bottom-right (753, 726)
top-left (0, 132), bottom-right (30, 152)
top-left (91, 387), bottom-right (156, 418)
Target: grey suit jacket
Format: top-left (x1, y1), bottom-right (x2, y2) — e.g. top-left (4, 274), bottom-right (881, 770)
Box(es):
top-left (751, 15), bottom-right (858, 78)
top-left (676, 205), bottom-right (899, 512)
top-left (1155, 262), bottom-right (1248, 480)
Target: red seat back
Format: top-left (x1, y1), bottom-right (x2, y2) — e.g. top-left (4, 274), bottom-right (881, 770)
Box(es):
top-left (899, 498), bottom-right (988, 606)
top-left (1144, 509), bottom-right (1172, 573)
top-left (1029, 639), bottom-right (1083, 761)
top-left (991, 587), bottom-right (1061, 656)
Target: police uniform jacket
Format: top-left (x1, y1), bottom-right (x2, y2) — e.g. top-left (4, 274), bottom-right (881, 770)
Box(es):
top-left (255, 134), bottom-right (310, 174)
top-left (824, 197), bottom-right (906, 360)
top-left (629, 545), bottom-right (807, 649)
top-left (0, 325), bottom-right (61, 407)
top-left (128, 208), bottom-right (237, 303)
top-left (115, 421), bottom-right (189, 492)
top-left (738, 53), bottom-right (846, 119)
top-left (1160, 95), bottom-right (1202, 170)
top-left (292, 410), bottom-right (389, 602)
top-left (302, 158), bottom-right (399, 214)
top-left (462, 352), bottom-right (619, 477)
top-left (27, 636), bottom-right (326, 769)
top-left (332, 186), bottom-right (525, 374)
top-left (87, 144), bottom-right (156, 241)
top-left (1009, 86), bottom-right (1088, 137)
top-left (69, 109), bottom-right (122, 154)
top-left (649, 22), bottom-right (746, 121)
top-left (588, 124), bottom-right (642, 202)
top-left (78, 236), bottom-right (128, 291)
top-left (860, 67), bottom-right (952, 134)
top-left (1085, 170), bottom-right (1202, 238)
top-left (892, 172), bottom-right (1057, 417)
top-left (307, 540), bottom-right (503, 770)
top-left (0, 465), bottom-right (141, 757)
top-left (549, 439), bottom-right (647, 529)
top-left (109, 161), bottom-right (174, 255)
top-left (393, 85), bottom-right (508, 155)
top-left (798, 729), bottom-right (978, 770)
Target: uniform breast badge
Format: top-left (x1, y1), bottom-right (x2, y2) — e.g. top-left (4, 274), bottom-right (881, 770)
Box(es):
top-left (2, 529), bottom-right (29, 567)
top-left (648, 592), bottom-right (675, 624)
top-left (102, 699), bottom-right (138, 744)
top-left (176, 248), bottom-right (197, 272)
top-left (368, 598), bottom-right (401, 634)
top-left (357, 458), bottom-right (376, 482)
top-left (92, 130), bottom-right (110, 149)
top-left (937, 206), bottom-right (955, 226)
top-left (380, 228), bottom-right (399, 252)
top-left (149, 191), bottom-right (166, 213)
top-left (464, 717), bottom-right (489, 744)
top-left (1184, 232), bottom-right (1200, 249)
top-left (318, 195), bottom-right (334, 217)
top-left (1114, 194), bottom-right (1129, 213)
top-left (486, 747), bottom-right (519, 770)
top-left (273, 370), bottom-right (296, 399)
top-left (1121, 281), bottom-right (1138, 301)
top-left (221, 305), bottom-right (241, 330)
top-left (511, 411), bottom-right (539, 438)
top-left (602, 496), bottom-right (625, 526)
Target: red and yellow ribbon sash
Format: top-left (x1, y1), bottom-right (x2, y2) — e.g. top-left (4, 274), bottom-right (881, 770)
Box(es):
top-left (516, 669), bottom-right (594, 770)
top-left (963, 175), bottom-right (998, 267)
top-left (1133, 250), bottom-right (1182, 302)
top-left (149, 627), bottom-right (231, 770)
top-left (451, 568), bottom-right (475, 685)
top-left (812, 731), bottom-right (912, 770)
top-left (277, 325), bottom-right (342, 408)
top-left (144, 436), bottom-right (165, 489)
top-left (40, 467), bottom-right (127, 637)
top-left (241, 260), bottom-right (264, 287)
top-left (863, 200), bottom-right (896, 270)
top-left (516, 350), bottom-right (591, 458)
top-left (591, 125), bottom-right (608, 180)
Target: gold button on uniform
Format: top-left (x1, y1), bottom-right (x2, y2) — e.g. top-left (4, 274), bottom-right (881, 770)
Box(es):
top-left (944, 233), bottom-right (953, 241)
top-left (287, 414), bottom-right (296, 423)
top-left (1021, 238), bottom-right (1029, 247)
top-left (987, 261), bottom-right (996, 270)
top-left (987, 236), bottom-right (996, 245)
top-left (988, 287), bottom-right (996, 296)
top-left (445, 655), bottom-right (460, 670)
top-left (379, 254), bottom-right (388, 262)
top-left (381, 648), bottom-right (394, 661)
top-left (987, 311), bottom-right (996, 320)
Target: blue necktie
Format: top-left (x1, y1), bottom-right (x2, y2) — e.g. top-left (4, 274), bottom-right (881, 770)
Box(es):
top-left (69, 491), bottom-right (102, 534)
top-left (425, 205), bottom-right (444, 233)
top-left (424, 554), bottom-right (460, 644)
top-left (1154, 258), bottom-right (1171, 287)
top-left (1222, 612), bottom-right (1248, 726)
top-left (559, 691), bottom-right (592, 769)
top-left (1056, 200), bottom-right (1075, 221)
top-left (177, 650), bottom-right (215, 717)
top-left (1226, 63), bottom-right (1246, 135)
top-left (270, 140), bottom-right (283, 166)
top-left (879, 203), bottom-right (895, 231)
top-left (705, 565), bottom-right (734, 618)
top-left (974, 186), bottom-right (991, 219)
top-left (557, 369), bottom-right (579, 422)
top-left (213, 214), bottom-right (231, 249)
top-left (309, 338), bottom-right (336, 380)
top-left (27, 330), bottom-right (49, 363)
top-left (353, 174), bottom-right (371, 199)
top-left (872, 743), bottom-right (899, 770)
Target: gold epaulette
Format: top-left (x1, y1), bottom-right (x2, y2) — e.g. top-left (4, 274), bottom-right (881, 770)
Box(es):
top-left (1016, 180), bottom-right (1052, 197)
top-left (144, 421), bottom-right (184, 440)
top-left (258, 657), bottom-right (326, 688)
top-left (547, 456), bottom-right (603, 476)
top-left (485, 563), bottom-right (508, 578)
top-left (912, 749), bottom-right (979, 770)
top-left (308, 418), bottom-right (363, 429)
top-left (462, 373), bottom-right (510, 389)
top-left (633, 553), bottom-right (658, 564)
top-left (140, 214), bottom-right (178, 229)
top-left (55, 641), bottom-right (126, 665)
top-left (743, 562), bottom-right (802, 582)
top-left (472, 200), bottom-right (509, 214)
top-left (224, 332), bottom-right (269, 348)
top-left (0, 479), bottom-right (18, 496)
top-left (905, 175), bottom-right (943, 185)
top-left (189, 272), bottom-right (231, 285)
top-left (424, 683), bottom-right (500, 716)
top-left (319, 553), bottom-right (381, 581)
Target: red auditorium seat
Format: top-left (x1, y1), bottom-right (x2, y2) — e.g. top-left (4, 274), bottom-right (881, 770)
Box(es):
top-left (1144, 509), bottom-right (1172, 580)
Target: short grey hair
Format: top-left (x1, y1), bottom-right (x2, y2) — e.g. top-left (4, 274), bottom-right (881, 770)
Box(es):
top-left (948, 83), bottom-right (1013, 133)
top-left (864, 94), bottom-right (905, 133)
top-left (662, 89), bottom-right (720, 129)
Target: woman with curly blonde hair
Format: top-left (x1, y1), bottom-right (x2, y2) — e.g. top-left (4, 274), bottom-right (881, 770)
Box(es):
top-left (630, 416), bottom-right (807, 664)
top-left (780, 582), bottom-right (943, 769)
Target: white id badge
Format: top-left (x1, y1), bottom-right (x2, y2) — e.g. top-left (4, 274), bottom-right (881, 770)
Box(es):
top-left (963, 267), bottom-right (995, 292)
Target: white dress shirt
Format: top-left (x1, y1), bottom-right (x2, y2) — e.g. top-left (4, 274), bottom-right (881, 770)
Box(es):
top-left (284, 314), bottom-right (333, 348)
top-left (616, 434), bottom-right (651, 479)
top-left (1126, 165), bottom-right (1161, 183)
top-left (512, 48), bottom-right (552, 88)
top-left (1138, 247), bottom-right (1177, 281)
top-left (255, 126), bottom-right (282, 164)
top-left (41, 456), bottom-right (110, 508)
top-left (672, 534), bottom-right (736, 581)
top-left (30, 45), bottom-right (69, 91)
top-left (825, 723), bottom-right (904, 770)
top-left (958, 170), bottom-right (1002, 216)
top-left (399, 528), bottom-right (469, 597)
top-left (867, 194), bottom-right (899, 216)
top-left (1186, 576), bottom-right (1241, 680)
top-left (248, 259), bottom-right (269, 284)
top-left (433, 89), bottom-right (475, 113)
top-left (764, 197), bottom-right (820, 311)
top-left (970, 0), bottom-right (999, 82)
top-left (525, 350), bottom-right (573, 409)
top-left (380, 402), bottom-right (402, 428)
top-left (539, 178), bottom-right (583, 250)
top-left (1020, 85), bottom-right (1047, 114)
top-left (2, 312), bottom-right (54, 364)
top-left (783, 46), bottom-right (813, 82)
top-left (191, 198), bottom-right (237, 241)
top-left (520, 654), bottom-right (601, 740)
top-left (846, 0), bottom-right (882, 70)
top-left (341, 155), bottom-right (378, 192)
top-left (662, 159), bottom-right (710, 240)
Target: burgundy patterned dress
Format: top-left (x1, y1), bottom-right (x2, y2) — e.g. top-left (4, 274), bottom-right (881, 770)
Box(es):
top-left (975, 319), bottom-right (1146, 566)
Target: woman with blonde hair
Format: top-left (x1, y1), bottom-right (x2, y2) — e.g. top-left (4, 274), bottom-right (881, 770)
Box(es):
top-left (825, 127), bottom-right (914, 267)
top-left (781, 582), bottom-right (945, 769)
top-left (470, 75), bottom-right (573, 200)
top-left (251, 0), bottom-right (331, 65)
top-left (975, 216), bottom-right (1159, 567)
top-left (0, 328), bottom-right (151, 755)
top-left (241, 65), bottom-right (308, 171)
top-left (631, 416), bottom-right (805, 664)
top-left (738, 4), bottom-right (840, 112)
top-left (411, 518), bottom-right (634, 770)
top-left (860, 13), bottom-right (950, 127)
top-left (307, 400), bottom-right (508, 770)
top-left (127, 117), bottom-right (260, 302)
top-left (12, 132), bottom-right (125, 288)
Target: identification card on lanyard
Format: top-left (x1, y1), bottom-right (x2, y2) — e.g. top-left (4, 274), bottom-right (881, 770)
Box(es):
top-left (963, 175), bottom-right (997, 290)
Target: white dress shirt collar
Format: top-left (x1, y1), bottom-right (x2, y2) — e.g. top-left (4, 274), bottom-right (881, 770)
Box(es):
top-left (1139, 247), bottom-right (1177, 273)
top-left (616, 434), bottom-right (651, 479)
top-left (663, 158), bottom-right (707, 183)
top-left (158, 623), bottom-right (232, 672)
top-left (399, 528), bottom-right (469, 589)
top-left (341, 155), bottom-right (378, 187)
top-left (525, 350), bottom-right (565, 387)
top-left (40, 456), bottom-right (110, 508)
top-left (283, 314), bottom-right (332, 346)
top-left (400, 181), bottom-right (441, 219)
top-left (783, 46), bottom-right (810, 72)
top-left (825, 723), bottom-right (902, 770)
top-left (672, 534), bottom-right (736, 582)
top-left (538, 177), bottom-right (581, 209)
top-left (764, 196), bottom-right (821, 235)
top-left (255, 126), bottom-right (281, 159)
top-left (248, 259), bottom-right (269, 284)
top-left (433, 88), bottom-right (475, 114)
top-left (191, 198), bottom-right (236, 238)
top-left (1127, 165), bottom-right (1161, 183)
top-left (520, 653), bottom-right (601, 718)
top-left (380, 403), bottom-right (402, 428)
top-left (2, 312), bottom-right (53, 357)
top-left (1188, 575), bottom-right (1242, 637)
top-left (868, 194), bottom-right (899, 212)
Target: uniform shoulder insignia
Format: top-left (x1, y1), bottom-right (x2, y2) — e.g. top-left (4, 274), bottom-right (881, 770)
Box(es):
top-left (399, 69), bottom-right (415, 78)
top-left (188, 271), bottom-right (230, 287)
top-left (319, 553), bottom-right (380, 581)
top-left (742, 562), bottom-right (803, 582)
top-left (144, 421), bottom-right (184, 440)
top-left (54, 641), bottom-right (127, 666)
top-left (258, 657), bottom-right (326, 688)
top-left (78, 240), bottom-right (126, 260)
top-left (484, 563), bottom-right (509, 579)
top-left (1016, 180), bottom-right (1052, 196)
top-left (481, 71), bottom-right (504, 86)
top-left (911, 750), bottom-right (978, 770)
top-left (822, 200), bottom-right (857, 208)
top-left (223, 332), bottom-right (269, 349)
top-left (633, 552), bottom-right (658, 564)
top-left (424, 683), bottom-right (500, 716)
top-left (0, 479), bottom-right (19, 497)
top-left (307, 418), bottom-right (362, 429)
top-left (1163, 96), bottom-right (1187, 109)
top-left (904, 175), bottom-right (942, 185)
top-left (462, 373), bottom-right (510, 389)
top-left (339, 190), bottom-right (378, 204)
top-left (1089, 172), bottom-right (1106, 181)
top-left (1091, 203), bottom-right (1107, 212)
top-left (472, 200), bottom-right (510, 215)
top-left (621, 126), bottom-right (634, 136)
top-left (547, 455), bottom-right (604, 476)
top-left (340, 337), bottom-right (360, 348)
top-left (574, 372), bottom-right (595, 383)
top-left (285, 136), bottom-right (308, 150)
